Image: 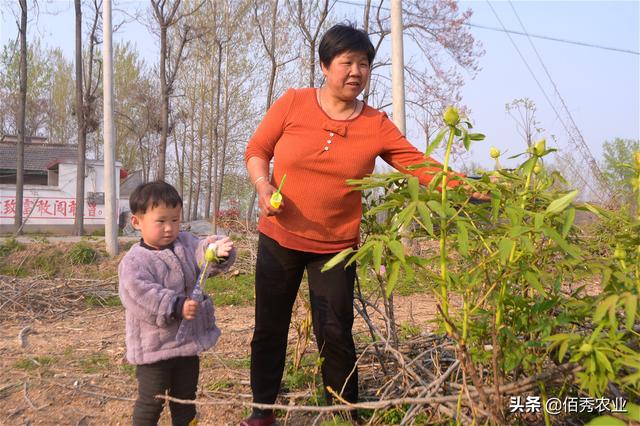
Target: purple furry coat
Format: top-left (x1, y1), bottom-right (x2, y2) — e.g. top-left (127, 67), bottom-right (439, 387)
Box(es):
top-left (118, 232), bottom-right (235, 365)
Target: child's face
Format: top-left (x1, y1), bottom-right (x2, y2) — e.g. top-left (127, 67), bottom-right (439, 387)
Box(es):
top-left (131, 202), bottom-right (182, 249)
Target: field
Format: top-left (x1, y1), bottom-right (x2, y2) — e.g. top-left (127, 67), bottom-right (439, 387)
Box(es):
top-left (1, 138), bottom-right (639, 425)
top-left (0, 238), bottom-right (452, 425)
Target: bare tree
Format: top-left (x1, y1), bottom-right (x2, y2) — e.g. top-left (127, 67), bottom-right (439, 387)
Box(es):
top-left (246, 0), bottom-right (288, 225)
top-left (287, 0), bottom-right (331, 88)
top-left (361, 0), bottom-right (483, 154)
top-left (74, 0), bottom-right (102, 236)
top-left (14, 0), bottom-right (27, 234)
top-left (74, 0), bottom-right (86, 235)
top-left (150, 0), bottom-right (203, 180)
top-left (205, 1), bottom-right (222, 222)
top-left (505, 97), bottom-right (543, 150)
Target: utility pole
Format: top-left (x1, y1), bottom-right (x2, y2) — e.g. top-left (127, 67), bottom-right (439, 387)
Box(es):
top-left (14, 0), bottom-right (27, 234)
top-left (390, 0), bottom-right (406, 135)
top-left (103, 0), bottom-right (118, 256)
top-left (74, 0), bottom-right (86, 236)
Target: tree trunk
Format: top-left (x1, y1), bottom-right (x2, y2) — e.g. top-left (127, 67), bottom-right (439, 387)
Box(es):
top-left (362, 0), bottom-right (372, 103)
top-left (74, 0), bottom-right (86, 236)
top-left (173, 121), bottom-right (184, 203)
top-left (247, 0), bottom-right (279, 226)
top-left (158, 23), bottom-right (169, 180)
top-left (210, 40), bottom-right (223, 228)
top-left (215, 42), bottom-right (232, 225)
top-left (192, 74), bottom-right (205, 221)
top-left (14, 0), bottom-right (27, 234)
top-left (187, 109), bottom-right (196, 220)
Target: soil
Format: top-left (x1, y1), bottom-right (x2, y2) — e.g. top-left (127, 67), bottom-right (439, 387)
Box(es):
top-left (0, 285), bottom-right (444, 426)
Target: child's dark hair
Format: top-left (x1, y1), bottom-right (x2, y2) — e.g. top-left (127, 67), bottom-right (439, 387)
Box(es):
top-left (129, 181), bottom-right (183, 215)
top-left (319, 23), bottom-right (376, 68)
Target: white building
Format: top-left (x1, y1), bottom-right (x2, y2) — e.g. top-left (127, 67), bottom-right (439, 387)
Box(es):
top-left (0, 135), bottom-right (122, 234)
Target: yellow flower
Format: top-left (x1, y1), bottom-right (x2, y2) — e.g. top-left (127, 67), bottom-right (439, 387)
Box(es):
top-left (634, 151), bottom-right (640, 168)
top-left (489, 147), bottom-right (501, 159)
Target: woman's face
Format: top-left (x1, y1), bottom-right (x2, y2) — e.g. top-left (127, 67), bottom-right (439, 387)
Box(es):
top-left (321, 50), bottom-right (370, 102)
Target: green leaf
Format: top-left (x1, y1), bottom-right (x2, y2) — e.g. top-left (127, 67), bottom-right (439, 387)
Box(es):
top-left (505, 206), bottom-right (522, 227)
top-left (416, 202), bottom-right (434, 236)
top-left (585, 416), bottom-right (626, 426)
top-left (427, 200), bottom-right (446, 218)
top-left (462, 130), bottom-right (471, 150)
top-left (346, 241), bottom-right (375, 266)
top-left (400, 203), bottom-right (417, 229)
top-left (626, 402), bottom-right (640, 422)
top-left (321, 248), bottom-right (355, 272)
top-left (520, 156), bottom-right (537, 176)
top-left (386, 261), bottom-right (401, 297)
top-left (498, 238), bottom-right (514, 264)
top-left (387, 240), bottom-right (405, 263)
top-left (623, 293), bottom-right (637, 331)
top-left (425, 127), bottom-right (447, 156)
top-left (582, 202), bottom-right (608, 218)
top-left (594, 294), bottom-right (619, 323)
top-left (407, 176), bottom-right (419, 201)
top-left (542, 226), bottom-right (582, 259)
top-left (491, 191), bottom-right (500, 221)
top-left (562, 207), bottom-right (576, 238)
top-left (594, 349), bottom-right (613, 373)
top-left (456, 222), bottom-right (469, 257)
top-left (558, 340), bottom-right (569, 363)
top-left (524, 271), bottom-right (547, 296)
top-left (372, 242), bottom-right (383, 275)
top-left (546, 190), bottom-right (579, 214)
top-left (534, 212), bottom-right (544, 230)
top-left (508, 225), bottom-right (531, 238)
top-left (468, 133), bottom-right (485, 141)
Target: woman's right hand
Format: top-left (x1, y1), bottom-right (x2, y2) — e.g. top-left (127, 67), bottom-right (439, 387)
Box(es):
top-left (256, 180), bottom-right (284, 216)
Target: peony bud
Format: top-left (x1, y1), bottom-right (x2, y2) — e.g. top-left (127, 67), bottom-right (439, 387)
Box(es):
top-left (443, 106), bottom-right (460, 127)
top-left (533, 139), bottom-right (546, 156)
top-left (270, 192), bottom-right (282, 209)
top-left (533, 163), bottom-right (542, 174)
top-left (205, 243), bottom-right (218, 263)
top-left (490, 147), bottom-right (501, 159)
top-left (613, 245), bottom-right (626, 260)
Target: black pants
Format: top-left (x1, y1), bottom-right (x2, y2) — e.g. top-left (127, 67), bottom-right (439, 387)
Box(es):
top-left (133, 355), bottom-right (199, 426)
top-left (250, 233), bottom-right (358, 407)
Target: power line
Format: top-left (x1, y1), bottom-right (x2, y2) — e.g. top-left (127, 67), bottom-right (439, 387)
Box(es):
top-left (507, 0), bottom-right (612, 203)
top-left (465, 22), bottom-right (639, 56)
top-left (334, 0), bottom-right (639, 56)
top-left (485, 0), bottom-right (602, 200)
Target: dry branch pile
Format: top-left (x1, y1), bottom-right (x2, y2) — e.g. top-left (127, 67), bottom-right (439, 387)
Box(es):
top-left (0, 275), bottom-right (118, 321)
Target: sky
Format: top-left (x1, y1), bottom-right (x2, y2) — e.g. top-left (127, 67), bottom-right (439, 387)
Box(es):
top-left (1, 0), bottom-right (639, 173)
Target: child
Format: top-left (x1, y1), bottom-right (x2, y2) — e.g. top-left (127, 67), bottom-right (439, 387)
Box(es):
top-left (118, 181), bottom-right (235, 425)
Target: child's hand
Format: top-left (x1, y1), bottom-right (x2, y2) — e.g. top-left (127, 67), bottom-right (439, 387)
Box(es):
top-left (206, 236), bottom-right (234, 258)
top-left (182, 299), bottom-right (198, 320)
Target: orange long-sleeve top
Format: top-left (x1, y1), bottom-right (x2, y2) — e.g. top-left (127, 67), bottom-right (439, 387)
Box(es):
top-left (245, 88), bottom-right (462, 254)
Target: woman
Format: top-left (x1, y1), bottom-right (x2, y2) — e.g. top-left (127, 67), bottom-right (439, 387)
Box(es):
top-left (242, 24), bottom-right (466, 426)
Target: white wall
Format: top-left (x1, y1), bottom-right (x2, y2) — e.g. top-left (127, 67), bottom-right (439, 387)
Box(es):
top-left (0, 161), bottom-right (121, 228)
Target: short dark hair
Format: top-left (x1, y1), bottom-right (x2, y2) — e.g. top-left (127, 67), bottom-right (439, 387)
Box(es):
top-left (129, 181), bottom-right (182, 215)
top-left (319, 23), bottom-right (375, 68)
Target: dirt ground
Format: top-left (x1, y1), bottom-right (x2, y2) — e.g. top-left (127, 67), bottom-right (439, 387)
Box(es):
top-left (0, 286), bottom-right (444, 426)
